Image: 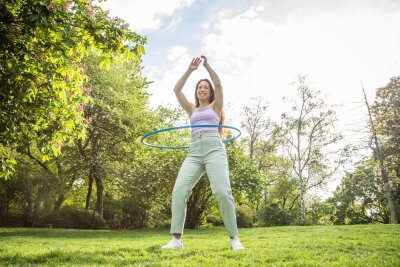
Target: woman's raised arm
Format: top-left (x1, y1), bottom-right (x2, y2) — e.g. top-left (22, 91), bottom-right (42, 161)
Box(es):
top-left (173, 57), bottom-right (202, 114)
top-left (201, 56), bottom-right (223, 111)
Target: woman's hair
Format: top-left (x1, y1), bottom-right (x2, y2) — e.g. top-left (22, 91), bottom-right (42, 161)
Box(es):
top-left (195, 79), bottom-right (226, 137)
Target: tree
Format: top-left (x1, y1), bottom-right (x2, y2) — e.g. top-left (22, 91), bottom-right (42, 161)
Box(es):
top-left (266, 156), bottom-right (298, 212)
top-left (240, 97), bottom-right (284, 210)
top-left (75, 52), bottom-right (150, 216)
top-left (0, 0), bottom-right (145, 179)
top-left (281, 75), bottom-right (342, 220)
top-left (370, 77), bottom-right (400, 224)
top-left (3, 50), bottom-right (149, 220)
top-left (241, 97), bottom-right (274, 160)
top-left (372, 76), bottom-right (400, 159)
top-left (329, 159), bottom-right (389, 224)
top-left (0, 149), bottom-right (83, 227)
top-left (226, 141), bottom-right (264, 207)
top-left (117, 107), bottom-right (188, 228)
top-left (240, 97), bottom-right (283, 168)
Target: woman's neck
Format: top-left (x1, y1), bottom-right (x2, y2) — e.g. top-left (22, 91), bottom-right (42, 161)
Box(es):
top-left (198, 100), bottom-right (210, 108)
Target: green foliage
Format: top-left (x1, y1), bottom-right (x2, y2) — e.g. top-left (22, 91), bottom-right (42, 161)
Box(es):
top-left (292, 217), bottom-right (313, 226)
top-left (0, 0), bottom-right (145, 179)
top-left (306, 200), bottom-right (333, 225)
top-left (115, 107), bottom-right (188, 229)
top-left (371, 76), bottom-right (400, 218)
top-left (102, 194), bottom-right (124, 229)
top-left (240, 96), bottom-right (279, 162)
top-left (53, 205), bottom-right (106, 229)
top-left (329, 159), bottom-right (389, 224)
top-left (226, 141), bottom-right (263, 206)
top-left (236, 204), bottom-right (255, 228)
top-left (75, 52), bottom-right (150, 214)
top-left (372, 76), bottom-right (400, 156)
top-left (281, 75), bottom-right (343, 219)
top-left (257, 203), bottom-right (292, 226)
top-left (0, 153), bottom-right (60, 227)
top-left (205, 213), bottom-right (224, 227)
top-left (263, 155), bottom-right (298, 211)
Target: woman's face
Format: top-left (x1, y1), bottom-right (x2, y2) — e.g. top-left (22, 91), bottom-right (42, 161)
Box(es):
top-left (196, 81), bottom-right (212, 101)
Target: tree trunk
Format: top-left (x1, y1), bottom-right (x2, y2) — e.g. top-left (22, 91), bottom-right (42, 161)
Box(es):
top-left (381, 167), bottom-right (398, 224)
top-left (185, 189), bottom-right (202, 229)
top-left (85, 168), bottom-right (94, 209)
top-left (53, 176), bottom-right (77, 214)
top-left (299, 180), bottom-right (305, 220)
top-left (23, 195), bottom-right (33, 227)
top-left (94, 166), bottom-right (103, 215)
top-left (185, 178), bottom-right (211, 229)
top-left (54, 194), bottom-right (65, 214)
top-left (5, 189), bottom-right (11, 225)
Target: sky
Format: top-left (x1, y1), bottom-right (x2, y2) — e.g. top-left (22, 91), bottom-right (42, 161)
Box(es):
top-left (99, 0), bottom-right (400, 195)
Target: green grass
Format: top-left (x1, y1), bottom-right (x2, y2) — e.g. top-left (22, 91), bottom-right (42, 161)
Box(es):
top-left (0, 225), bottom-right (399, 266)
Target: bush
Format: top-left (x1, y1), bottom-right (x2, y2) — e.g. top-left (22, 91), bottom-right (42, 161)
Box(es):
top-left (293, 218), bottom-right (313, 226)
top-left (103, 197), bottom-right (125, 230)
top-left (120, 201), bottom-right (149, 229)
top-left (236, 205), bottom-right (254, 228)
top-left (205, 213), bottom-right (224, 227)
top-left (257, 203), bottom-right (292, 227)
top-left (146, 204), bottom-right (171, 229)
top-left (53, 206), bottom-right (106, 229)
top-left (0, 209), bottom-right (23, 227)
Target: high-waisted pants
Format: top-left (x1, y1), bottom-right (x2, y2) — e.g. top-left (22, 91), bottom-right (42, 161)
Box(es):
top-left (170, 131), bottom-right (238, 237)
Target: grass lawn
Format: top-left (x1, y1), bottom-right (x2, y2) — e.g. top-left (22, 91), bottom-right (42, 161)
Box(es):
top-left (0, 224), bottom-right (399, 266)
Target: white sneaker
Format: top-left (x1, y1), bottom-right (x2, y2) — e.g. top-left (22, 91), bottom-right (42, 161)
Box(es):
top-left (161, 238), bottom-right (184, 249)
top-left (230, 238), bottom-right (244, 250)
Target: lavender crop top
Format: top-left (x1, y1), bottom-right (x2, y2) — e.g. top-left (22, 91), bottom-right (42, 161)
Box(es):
top-left (190, 106), bottom-right (220, 136)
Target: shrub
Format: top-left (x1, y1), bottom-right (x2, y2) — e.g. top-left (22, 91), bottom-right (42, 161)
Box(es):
top-left (236, 205), bottom-right (254, 228)
top-left (146, 204), bottom-right (171, 229)
top-left (205, 213), bottom-right (224, 227)
top-left (0, 209), bottom-right (23, 227)
top-left (257, 203), bottom-right (292, 226)
top-left (293, 218), bottom-right (313, 226)
top-left (53, 206), bottom-right (106, 229)
top-left (120, 201), bottom-right (148, 229)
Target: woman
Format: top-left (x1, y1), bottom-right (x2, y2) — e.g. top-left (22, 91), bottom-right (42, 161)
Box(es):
top-left (161, 56), bottom-right (244, 250)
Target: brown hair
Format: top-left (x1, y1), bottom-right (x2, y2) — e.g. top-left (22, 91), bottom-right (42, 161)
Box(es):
top-left (195, 79), bottom-right (226, 137)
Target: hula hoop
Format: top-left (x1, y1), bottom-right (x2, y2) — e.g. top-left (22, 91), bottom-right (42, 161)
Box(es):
top-left (141, 124), bottom-right (241, 149)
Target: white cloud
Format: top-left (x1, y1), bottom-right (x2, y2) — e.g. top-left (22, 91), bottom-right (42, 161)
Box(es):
top-left (189, 1), bottom-right (400, 195)
top-left (165, 16), bottom-right (183, 32)
top-left (167, 45), bottom-right (188, 61)
top-left (200, 2), bottom-right (400, 126)
top-left (146, 46), bottom-right (210, 109)
top-left (140, 0), bottom-right (400, 145)
top-left (98, 0), bottom-right (195, 31)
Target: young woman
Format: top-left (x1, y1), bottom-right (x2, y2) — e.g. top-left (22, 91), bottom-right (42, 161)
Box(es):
top-left (161, 56), bottom-right (244, 250)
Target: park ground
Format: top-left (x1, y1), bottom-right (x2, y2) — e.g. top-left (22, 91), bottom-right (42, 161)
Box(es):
top-left (1, 224), bottom-right (399, 266)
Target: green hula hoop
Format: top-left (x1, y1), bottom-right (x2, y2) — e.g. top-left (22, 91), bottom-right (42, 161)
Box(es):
top-left (141, 124), bottom-right (241, 149)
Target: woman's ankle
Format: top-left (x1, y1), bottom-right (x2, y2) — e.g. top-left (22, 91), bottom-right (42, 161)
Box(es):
top-left (173, 233), bottom-right (182, 240)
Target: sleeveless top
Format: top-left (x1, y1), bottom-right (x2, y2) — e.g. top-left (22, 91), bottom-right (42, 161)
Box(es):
top-left (190, 106), bottom-right (220, 136)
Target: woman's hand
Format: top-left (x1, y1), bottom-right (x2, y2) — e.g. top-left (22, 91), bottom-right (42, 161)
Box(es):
top-left (188, 57), bottom-right (202, 71)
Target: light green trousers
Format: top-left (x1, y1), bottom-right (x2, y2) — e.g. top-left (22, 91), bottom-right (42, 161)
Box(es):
top-left (170, 131), bottom-right (238, 237)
